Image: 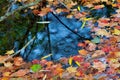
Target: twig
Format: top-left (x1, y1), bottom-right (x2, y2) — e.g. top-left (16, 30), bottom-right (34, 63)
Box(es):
top-left (0, 0), bottom-right (42, 22)
top-left (0, 36), bottom-right (35, 63)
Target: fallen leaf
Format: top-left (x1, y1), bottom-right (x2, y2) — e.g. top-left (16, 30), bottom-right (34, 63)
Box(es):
top-left (30, 64), bottom-right (42, 72)
top-left (91, 37), bottom-right (100, 43)
top-left (14, 57), bottom-right (24, 66)
top-left (92, 50), bottom-right (105, 58)
top-left (5, 50), bottom-right (14, 55)
top-left (66, 66), bottom-right (77, 73)
top-left (4, 62), bottom-right (13, 67)
top-left (10, 69), bottom-right (29, 77)
top-left (68, 57), bottom-right (73, 66)
top-left (93, 61), bottom-right (107, 72)
top-left (78, 49), bottom-right (88, 56)
top-left (113, 28), bottom-right (120, 35)
top-left (3, 72), bottom-right (11, 77)
top-left (87, 42), bottom-right (96, 51)
top-left (95, 29), bottom-right (110, 37)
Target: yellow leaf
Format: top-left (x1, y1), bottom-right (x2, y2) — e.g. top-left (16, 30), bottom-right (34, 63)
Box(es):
top-left (66, 66), bottom-right (77, 73)
top-left (113, 28), bottom-right (120, 35)
top-left (77, 6), bottom-right (81, 11)
top-left (5, 50), bottom-right (14, 55)
top-left (69, 57), bottom-right (73, 66)
top-left (3, 72), bottom-right (11, 77)
top-left (75, 61), bottom-right (80, 66)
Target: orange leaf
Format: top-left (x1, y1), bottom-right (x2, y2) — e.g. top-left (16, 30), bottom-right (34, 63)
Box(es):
top-left (14, 57), bottom-right (24, 66)
top-left (3, 72), bottom-right (11, 77)
top-left (78, 49), bottom-right (88, 56)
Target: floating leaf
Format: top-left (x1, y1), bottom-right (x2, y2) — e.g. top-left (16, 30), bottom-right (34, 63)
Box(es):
top-left (30, 64), bottom-right (42, 72)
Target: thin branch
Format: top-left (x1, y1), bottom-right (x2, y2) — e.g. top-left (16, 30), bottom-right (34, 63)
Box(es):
top-left (0, 36), bottom-right (35, 63)
top-left (0, 0), bottom-right (42, 22)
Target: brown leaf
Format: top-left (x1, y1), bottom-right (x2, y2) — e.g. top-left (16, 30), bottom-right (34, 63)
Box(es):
top-left (10, 69), bottom-right (29, 77)
top-left (14, 57), bottom-right (24, 66)
top-left (4, 62), bottom-right (13, 68)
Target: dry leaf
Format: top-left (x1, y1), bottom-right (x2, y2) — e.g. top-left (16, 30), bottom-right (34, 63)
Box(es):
top-left (113, 28), bottom-right (120, 35)
top-left (5, 50), bottom-right (14, 55)
top-left (14, 57), bottom-right (24, 66)
top-left (78, 49), bottom-right (88, 56)
top-left (95, 29), bottom-right (110, 37)
top-left (66, 66), bottom-right (77, 73)
top-left (4, 62), bottom-right (13, 68)
top-left (10, 69), bottom-right (29, 77)
top-left (92, 50), bottom-right (105, 58)
top-left (2, 72), bottom-right (11, 77)
top-left (93, 61), bottom-right (107, 72)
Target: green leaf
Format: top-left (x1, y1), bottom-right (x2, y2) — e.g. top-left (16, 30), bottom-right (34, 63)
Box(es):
top-left (30, 64), bottom-right (42, 72)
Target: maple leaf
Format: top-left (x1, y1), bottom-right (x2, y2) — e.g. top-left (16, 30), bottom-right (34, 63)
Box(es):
top-left (66, 66), bottom-right (77, 73)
